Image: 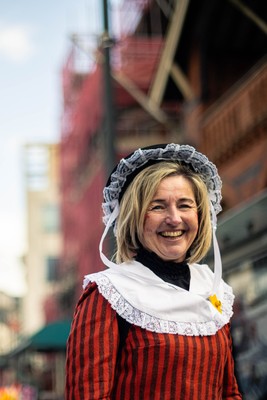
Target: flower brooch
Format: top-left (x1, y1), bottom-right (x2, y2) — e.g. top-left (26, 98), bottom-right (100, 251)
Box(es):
top-left (209, 294), bottom-right (222, 313)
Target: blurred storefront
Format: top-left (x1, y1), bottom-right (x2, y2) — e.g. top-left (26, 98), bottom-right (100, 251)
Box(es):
top-left (0, 319), bottom-right (71, 399)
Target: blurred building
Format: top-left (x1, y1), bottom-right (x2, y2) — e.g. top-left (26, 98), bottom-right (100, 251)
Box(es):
top-left (0, 144), bottom-right (66, 398)
top-left (58, 1), bottom-right (267, 398)
top-left (22, 144), bottom-right (63, 335)
top-left (205, 189), bottom-right (267, 399)
top-left (59, 0), bottom-right (267, 303)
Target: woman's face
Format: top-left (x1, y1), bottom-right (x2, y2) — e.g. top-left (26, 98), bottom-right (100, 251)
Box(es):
top-left (142, 175), bottom-right (199, 263)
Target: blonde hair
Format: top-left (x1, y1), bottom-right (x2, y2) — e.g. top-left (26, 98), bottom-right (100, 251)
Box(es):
top-left (115, 162), bottom-right (212, 264)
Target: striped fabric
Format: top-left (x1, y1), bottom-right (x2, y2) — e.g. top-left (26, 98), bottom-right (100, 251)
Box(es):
top-left (66, 283), bottom-right (242, 399)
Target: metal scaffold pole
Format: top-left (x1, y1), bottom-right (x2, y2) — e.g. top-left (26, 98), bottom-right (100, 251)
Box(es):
top-left (102, 0), bottom-right (116, 180)
top-left (101, 0), bottom-right (116, 258)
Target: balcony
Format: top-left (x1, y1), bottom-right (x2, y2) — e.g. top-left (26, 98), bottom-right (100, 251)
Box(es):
top-left (200, 57), bottom-right (267, 164)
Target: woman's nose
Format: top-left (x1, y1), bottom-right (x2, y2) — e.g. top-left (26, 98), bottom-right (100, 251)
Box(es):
top-left (165, 207), bottom-right (182, 225)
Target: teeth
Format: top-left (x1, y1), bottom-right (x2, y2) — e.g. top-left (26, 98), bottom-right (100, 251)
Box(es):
top-left (161, 231), bottom-right (183, 237)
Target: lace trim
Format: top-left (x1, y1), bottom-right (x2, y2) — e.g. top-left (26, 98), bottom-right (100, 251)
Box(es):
top-left (102, 144), bottom-right (222, 225)
top-left (84, 273), bottom-right (234, 336)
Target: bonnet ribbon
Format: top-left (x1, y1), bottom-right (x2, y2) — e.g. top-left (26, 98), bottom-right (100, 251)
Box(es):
top-left (99, 201), bottom-right (120, 269)
top-left (210, 201), bottom-right (223, 297)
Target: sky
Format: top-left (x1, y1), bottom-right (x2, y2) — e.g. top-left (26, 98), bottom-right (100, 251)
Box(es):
top-left (0, 0), bottom-right (122, 296)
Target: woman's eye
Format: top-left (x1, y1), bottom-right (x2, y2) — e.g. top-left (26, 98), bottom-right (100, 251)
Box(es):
top-left (179, 204), bottom-right (192, 209)
top-left (149, 204), bottom-right (164, 211)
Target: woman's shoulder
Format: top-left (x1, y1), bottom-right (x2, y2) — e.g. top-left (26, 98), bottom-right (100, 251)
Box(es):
top-left (77, 280), bottom-right (99, 306)
top-left (75, 279), bottom-right (117, 320)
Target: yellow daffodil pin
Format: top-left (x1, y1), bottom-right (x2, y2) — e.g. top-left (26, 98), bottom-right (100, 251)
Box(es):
top-left (209, 294), bottom-right (222, 313)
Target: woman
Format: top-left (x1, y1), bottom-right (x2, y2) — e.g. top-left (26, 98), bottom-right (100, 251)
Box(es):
top-left (66, 143), bottom-right (242, 399)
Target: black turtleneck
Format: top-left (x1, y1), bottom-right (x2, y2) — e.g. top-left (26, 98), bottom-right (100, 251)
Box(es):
top-left (135, 247), bottom-right (191, 291)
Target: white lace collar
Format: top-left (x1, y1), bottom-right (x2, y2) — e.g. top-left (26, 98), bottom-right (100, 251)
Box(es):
top-left (83, 261), bottom-right (234, 336)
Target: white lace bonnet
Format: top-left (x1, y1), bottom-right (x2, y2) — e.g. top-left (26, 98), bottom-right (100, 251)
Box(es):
top-left (100, 143), bottom-right (223, 295)
top-left (103, 143), bottom-right (222, 225)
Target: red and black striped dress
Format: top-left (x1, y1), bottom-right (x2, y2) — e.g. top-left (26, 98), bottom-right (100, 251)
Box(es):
top-left (66, 281), bottom-right (242, 399)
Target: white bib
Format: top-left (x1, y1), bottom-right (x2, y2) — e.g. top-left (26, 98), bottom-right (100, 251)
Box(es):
top-left (83, 261), bottom-right (234, 336)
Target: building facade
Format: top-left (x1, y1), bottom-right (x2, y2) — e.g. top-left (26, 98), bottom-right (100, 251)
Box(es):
top-left (22, 143), bottom-right (63, 335)
top-left (59, 2), bottom-right (267, 398)
top-left (59, 0), bottom-right (267, 304)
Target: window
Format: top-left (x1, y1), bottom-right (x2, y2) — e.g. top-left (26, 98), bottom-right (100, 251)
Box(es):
top-left (42, 204), bottom-right (61, 233)
top-left (46, 257), bottom-right (59, 282)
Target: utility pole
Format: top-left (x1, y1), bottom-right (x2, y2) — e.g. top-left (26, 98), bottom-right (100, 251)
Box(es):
top-left (102, 0), bottom-right (116, 180)
top-left (101, 0), bottom-right (116, 258)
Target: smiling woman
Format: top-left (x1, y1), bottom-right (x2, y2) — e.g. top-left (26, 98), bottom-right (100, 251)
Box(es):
top-left (116, 161), bottom-right (212, 265)
top-left (65, 143), bottom-right (242, 399)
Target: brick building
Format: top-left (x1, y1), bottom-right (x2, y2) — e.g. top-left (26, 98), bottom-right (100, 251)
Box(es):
top-left (59, 0), bottom-right (267, 307)
top-left (58, 1), bottom-right (267, 397)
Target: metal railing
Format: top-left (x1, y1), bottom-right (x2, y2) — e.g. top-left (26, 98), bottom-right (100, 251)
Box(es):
top-left (200, 58), bottom-right (267, 162)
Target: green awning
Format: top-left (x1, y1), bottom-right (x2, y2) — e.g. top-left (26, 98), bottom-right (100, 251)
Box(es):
top-left (29, 319), bottom-right (72, 351)
top-left (6, 319), bottom-right (72, 358)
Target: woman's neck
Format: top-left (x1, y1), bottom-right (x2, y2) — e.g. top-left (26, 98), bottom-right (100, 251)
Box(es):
top-left (135, 247), bottom-right (191, 290)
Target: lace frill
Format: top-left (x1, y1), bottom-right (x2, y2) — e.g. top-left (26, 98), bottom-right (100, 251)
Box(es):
top-left (102, 144), bottom-right (222, 226)
top-left (83, 273), bottom-right (234, 337)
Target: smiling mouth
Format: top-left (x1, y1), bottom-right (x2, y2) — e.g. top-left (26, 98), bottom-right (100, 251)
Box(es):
top-left (160, 231), bottom-right (184, 238)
